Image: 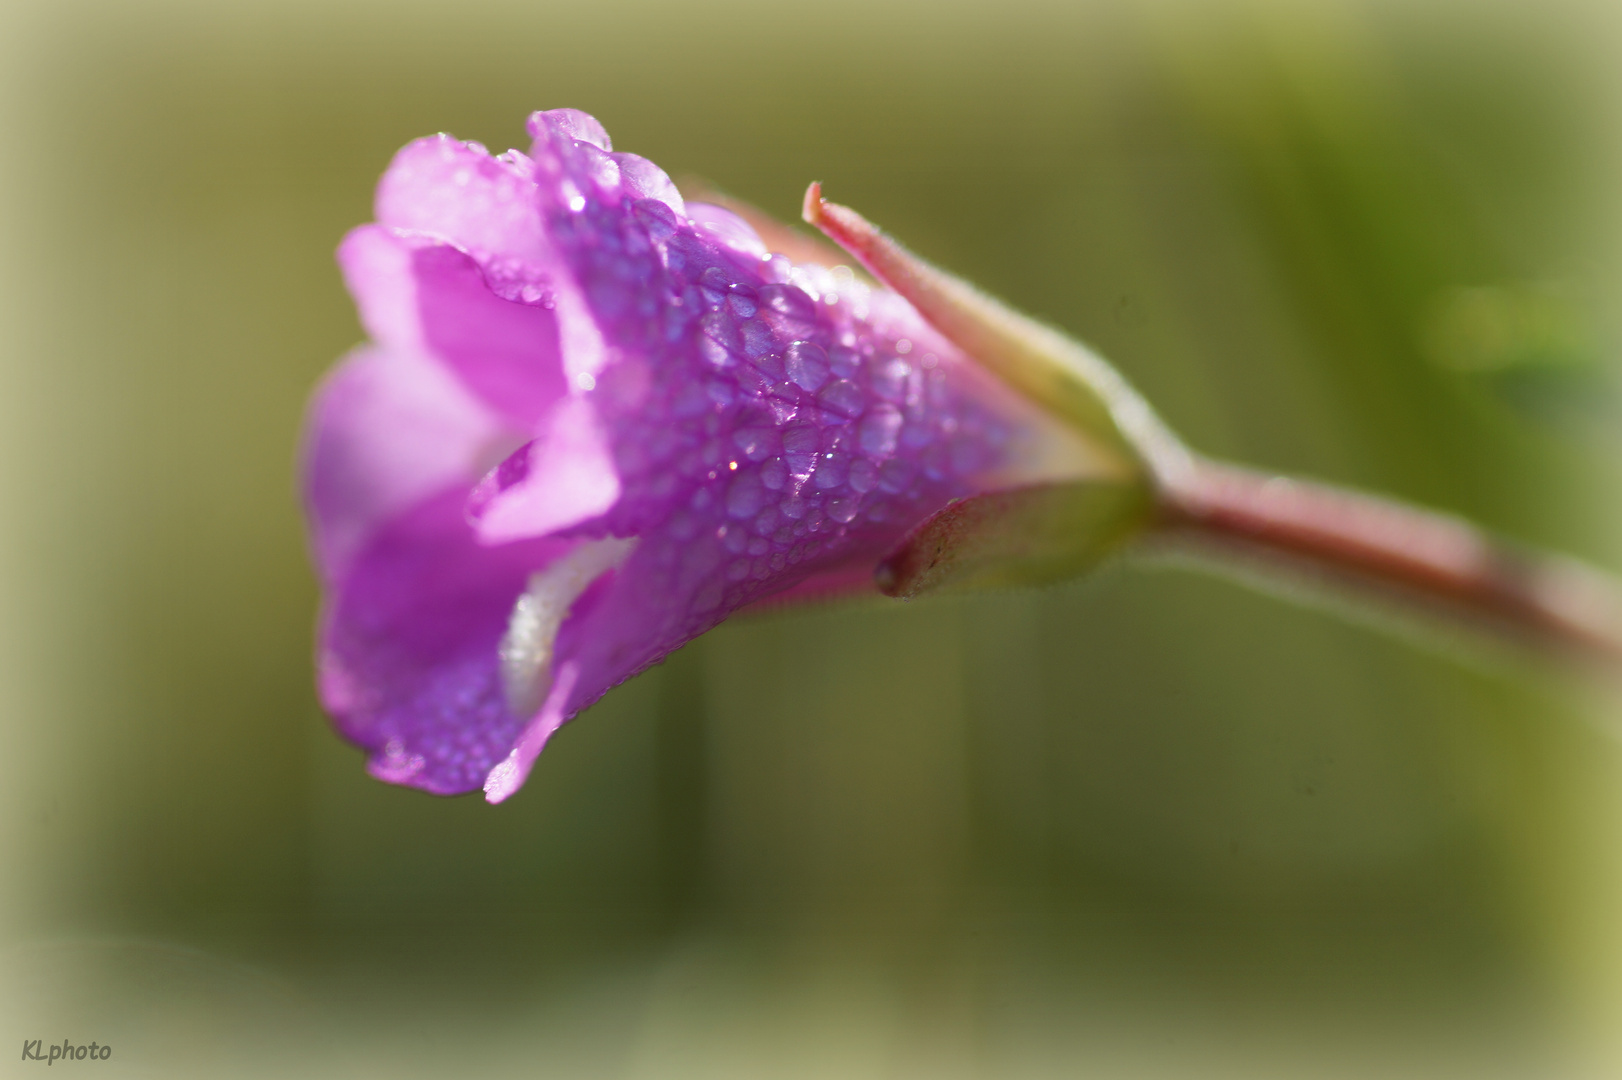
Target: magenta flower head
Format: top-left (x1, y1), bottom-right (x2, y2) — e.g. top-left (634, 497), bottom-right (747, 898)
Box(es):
top-left (301, 109), bottom-right (1132, 802)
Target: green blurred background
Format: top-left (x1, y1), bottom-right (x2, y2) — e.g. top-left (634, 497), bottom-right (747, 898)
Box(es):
top-left (3, 0), bottom-right (1622, 1075)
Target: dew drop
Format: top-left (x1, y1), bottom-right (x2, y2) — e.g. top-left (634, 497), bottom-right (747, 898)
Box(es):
top-left (740, 318), bottom-right (775, 359)
top-left (697, 338), bottom-right (732, 369)
top-left (732, 426), bottom-right (780, 461)
top-left (699, 265), bottom-right (731, 299)
top-left (871, 359), bottom-right (910, 402)
top-left (848, 457), bottom-right (878, 493)
top-left (818, 379), bottom-right (865, 420)
top-left (828, 496), bottom-right (860, 524)
top-left (727, 283), bottom-right (759, 318)
top-left (878, 457), bottom-right (916, 493)
top-left (726, 473), bottom-right (766, 519)
top-left (754, 351), bottom-right (786, 379)
top-left (858, 404), bottom-right (902, 455)
top-left (828, 345), bottom-right (861, 378)
top-left (782, 425), bottom-right (819, 480)
top-left (632, 197), bottom-right (679, 241)
top-left (785, 341), bottom-right (829, 392)
top-left (813, 452), bottom-right (848, 490)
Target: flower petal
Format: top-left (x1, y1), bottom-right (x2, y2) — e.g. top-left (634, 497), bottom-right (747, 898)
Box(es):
top-left (338, 226), bottom-right (568, 430)
top-left (483, 661), bottom-right (580, 804)
top-left (301, 344), bottom-right (508, 582)
top-left (318, 488), bottom-right (573, 796)
top-left (528, 108), bottom-right (612, 152)
top-left (375, 134), bottom-right (548, 263)
top-left (613, 153), bottom-right (684, 215)
top-left (686, 202), bottom-right (769, 261)
top-left (467, 396), bottom-right (623, 544)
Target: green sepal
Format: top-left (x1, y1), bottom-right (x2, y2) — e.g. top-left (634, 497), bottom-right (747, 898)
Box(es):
top-left (874, 477), bottom-right (1155, 599)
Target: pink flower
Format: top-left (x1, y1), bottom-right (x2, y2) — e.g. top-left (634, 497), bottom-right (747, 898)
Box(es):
top-left (301, 109), bottom-right (1086, 801)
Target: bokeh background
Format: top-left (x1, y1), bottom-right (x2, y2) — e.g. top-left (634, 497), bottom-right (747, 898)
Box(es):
top-left (3, 0), bottom-right (1622, 1076)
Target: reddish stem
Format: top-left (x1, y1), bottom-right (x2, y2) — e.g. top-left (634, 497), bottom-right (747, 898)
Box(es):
top-left (804, 183), bottom-right (1622, 665)
top-left (1156, 458), bottom-right (1622, 665)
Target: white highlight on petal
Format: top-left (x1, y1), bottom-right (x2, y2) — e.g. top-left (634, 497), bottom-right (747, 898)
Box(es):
top-left (484, 661), bottom-right (580, 805)
top-left (498, 536), bottom-right (636, 720)
top-left (550, 269), bottom-right (609, 386)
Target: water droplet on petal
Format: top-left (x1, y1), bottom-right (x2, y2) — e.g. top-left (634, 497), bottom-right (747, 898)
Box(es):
top-left (732, 426), bottom-right (780, 461)
top-left (828, 344), bottom-right (861, 378)
top-left (726, 472), bottom-right (766, 519)
top-left (782, 425), bottom-right (819, 480)
top-left (813, 452), bottom-right (848, 490)
top-left (786, 341), bottom-right (829, 392)
top-left (848, 457), bottom-right (879, 493)
top-left (727, 284), bottom-right (759, 318)
top-left (872, 359), bottom-right (910, 402)
top-left (858, 404), bottom-right (902, 455)
top-left (828, 496), bottom-right (860, 523)
top-left (818, 379), bottom-right (865, 420)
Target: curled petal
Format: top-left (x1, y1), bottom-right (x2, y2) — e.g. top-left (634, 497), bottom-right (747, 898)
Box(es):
top-left (319, 489), bottom-right (573, 795)
top-left (484, 661), bottom-right (579, 804)
top-left (376, 134), bottom-right (548, 263)
top-left (338, 227), bottom-right (567, 429)
top-left (467, 397), bottom-right (622, 545)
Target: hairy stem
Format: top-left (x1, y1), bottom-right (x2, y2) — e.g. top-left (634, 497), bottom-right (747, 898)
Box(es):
top-left (1154, 457), bottom-right (1622, 666)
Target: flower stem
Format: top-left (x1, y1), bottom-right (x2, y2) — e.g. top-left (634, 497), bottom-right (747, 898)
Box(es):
top-left (1153, 457), bottom-right (1622, 666)
top-left (804, 183), bottom-right (1622, 665)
